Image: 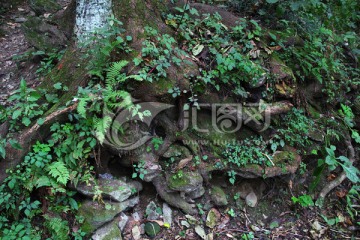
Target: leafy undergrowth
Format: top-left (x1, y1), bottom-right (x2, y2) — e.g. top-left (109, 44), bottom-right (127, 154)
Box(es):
top-left (0, 0), bottom-right (359, 239)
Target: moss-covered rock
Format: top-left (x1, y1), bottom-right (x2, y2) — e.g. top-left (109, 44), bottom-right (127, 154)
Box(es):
top-left (209, 185), bottom-right (228, 206)
top-left (167, 171), bottom-right (203, 193)
top-left (91, 220), bottom-right (122, 240)
top-left (29, 0), bottom-right (61, 15)
top-left (75, 178), bottom-right (142, 202)
top-left (79, 197), bottom-right (139, 234)
top-left (22, 16), bottom-right (67, 52)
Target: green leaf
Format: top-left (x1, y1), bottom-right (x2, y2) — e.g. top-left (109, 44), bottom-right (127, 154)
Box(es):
top-left (126, 35), bottom-right (132, 41)
top-left (37, 118), bottom-right (45, 125)
top-left (9, 139), bottom-right (22, 150)
top-left (12, 109), bottom-right (22, 120)
top-left (22, 117), bottom-right (31, 127)
top-left (48, 161), bottom-right (70, 185)
top-left (36, 176), bottom-right (51, 188)
top-left (341, 164), bottom-right (360, 183)
top-left (8, 178), bottom-right (16, 189)
top-left (68, 198), bottom-right (78, 210)
top-left (266, 0), bottom-right (279, 3)
top-left (28, 91), bottom-right (41, 102)
top-left (53, 82), bottom-right (62, 90)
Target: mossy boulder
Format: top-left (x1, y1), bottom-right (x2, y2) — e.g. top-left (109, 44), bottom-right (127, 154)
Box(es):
top-left (167, 171), bottom-right (203, 193)
top-left (79, 197), bottom-right (139, 234)
top-left (209, 186), bottom-right (228, 206)
top-left (22, 16), bottom-right (67, 52)
top-left (75, 178), bottom-right (142, 202)
top-left (29, 0), bottom-right (61, 15)
top-left (91, 220), bottom-right (122, 240)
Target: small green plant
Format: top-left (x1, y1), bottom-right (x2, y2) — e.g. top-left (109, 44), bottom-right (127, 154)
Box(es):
top-left (196, 203), bottom-right (205, 215)
top-left (227, 208), bottom-right (236, 217)
top-left (223, 136), bottom-right (273, 168)
top-left (291, 194), bottom-right (314, 207)
top-left (172, 170), bottom-right (184, 180)
top-left (299, 162), bottom-right (307, 175)
top-left (132, 161), bottom-right (147, 180)
top-left (241, 232), bottom-right (255, 240)
top-left (36, 49), bottom-right (65, 76)
top-left (228, 170), bottom-right (237, 185)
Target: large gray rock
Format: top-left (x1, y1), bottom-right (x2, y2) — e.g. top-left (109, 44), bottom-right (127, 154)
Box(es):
top-left (91, 220), bottom-right (122, 240)
top-left (79, 197), bottom-right (139, 234)
top-left (22, 17), bottom-right (67, 51)
top-left (75, 178), bottom-right (142, 202)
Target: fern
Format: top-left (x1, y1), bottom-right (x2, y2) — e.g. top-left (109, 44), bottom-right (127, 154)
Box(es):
top-left (48, 161), bottom-right (70, 185)
top-left (94, 116), bottom-right (112, 144)
top-left (106, 60), bottom-right (129, 87)
top-left (44, 215), bottom-right (70, 240)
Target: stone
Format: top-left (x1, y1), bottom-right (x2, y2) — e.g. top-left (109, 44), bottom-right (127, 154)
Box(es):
top-left (245, 191), bottom-right (258, 208)
top-left (143, 164), bottom-right (162, 182)
top-left (167, 171), bottom-right (203, 193)
top-left (91, 220), bottom-right (122, 240)
top-left (186, 186), bottom-right (205, 199)
top-left (163, 144), bottom-right (191, 159)
top-left (209, 186), bottom-right (228, 206)
top-left (118, 213), bottom-right (129, 231)
top-left (144, 222), bottom-right (161, 238)
top-left (145, 201), bottom-right (160, 220)
top-left (29, 0), bottom-right (61, 15)
top-left (75, 177), bottom-right (142, 202)
top-left (194, 225), bottom-right (206, 240)
top-left (79, 197), bottom-right (139, 234)
top-left (131, 226), bottom-right (141, 240)
top-left (22, 17), bottom-right (67, 51)
top-left (14, 17), bottom-right (27, 23)
top-left (162, 203), bottom-right (172, 227)
top-left (206, 208), bottom-right (220, 229)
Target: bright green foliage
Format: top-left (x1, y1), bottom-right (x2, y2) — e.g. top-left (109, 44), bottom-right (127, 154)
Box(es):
top-left (35, 49), bottom-right (65, 76)
top-left (44, 215), bottom-right (70, 240)
top-left (223, 136), bottom-right (273, 168)
top-left (132, 160), bottom-right (147, 180)
top-left (277, 108), bottom-right (314, 149)
top-left (166, 8), bottom-right (266, 98)
top-left (3, 79), bottom-right (44, 129)
top-left (291, 194), bottom-right (314, 207)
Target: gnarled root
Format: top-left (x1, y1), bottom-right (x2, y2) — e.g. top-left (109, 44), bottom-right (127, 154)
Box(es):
top-left (316, 139), bottom-right (356, 207)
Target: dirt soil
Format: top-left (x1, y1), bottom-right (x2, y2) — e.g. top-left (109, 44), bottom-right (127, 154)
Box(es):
top-left (0, 0), bottom-right (70, 106)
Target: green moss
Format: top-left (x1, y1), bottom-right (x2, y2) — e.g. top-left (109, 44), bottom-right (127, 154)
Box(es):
top-left (273, 151), bottom-right (295, 165)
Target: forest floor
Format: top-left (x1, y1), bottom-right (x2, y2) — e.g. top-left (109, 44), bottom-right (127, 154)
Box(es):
top-left (0, 1), bottom-right (359, 239)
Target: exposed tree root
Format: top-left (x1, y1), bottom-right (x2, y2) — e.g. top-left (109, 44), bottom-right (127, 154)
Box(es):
top-left (0, 103), bottom-right (78, 183)
top-left (316, 139), bottom-right (356, 207)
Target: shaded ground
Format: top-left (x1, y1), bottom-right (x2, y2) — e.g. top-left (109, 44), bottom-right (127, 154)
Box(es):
top-left (0, 0), bottom-right (70, 105)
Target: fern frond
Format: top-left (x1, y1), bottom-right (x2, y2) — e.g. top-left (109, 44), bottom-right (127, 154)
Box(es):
top-left (77, 98), bottom-right (88, 118)
top-left (44, 215), bottom-right (70, 240)
top-left (48, 161), bottom-right (70, 185)
top-left (94, 116), bottom-right (112, 144)
top-left (106, 60), bottom-right (129, 86)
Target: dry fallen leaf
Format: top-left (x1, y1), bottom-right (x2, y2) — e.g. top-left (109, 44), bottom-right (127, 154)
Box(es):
top-left (177, 155), bottom-right (193, 170)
